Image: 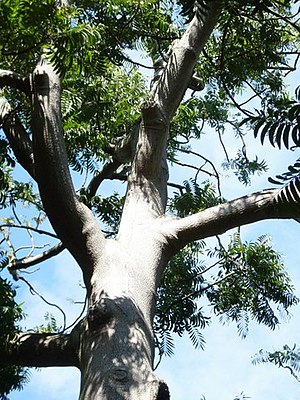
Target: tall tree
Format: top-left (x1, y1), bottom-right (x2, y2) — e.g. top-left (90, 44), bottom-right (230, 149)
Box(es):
top-left (0, 0), bottom-right (299, 399)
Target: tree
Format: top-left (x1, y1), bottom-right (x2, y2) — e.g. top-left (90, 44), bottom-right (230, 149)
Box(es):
top-left (0, 0), bottom-right (299, 399)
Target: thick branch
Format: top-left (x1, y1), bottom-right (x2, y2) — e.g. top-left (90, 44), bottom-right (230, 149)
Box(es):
top-left (162, 189), bottom-right (299, 254)
top-left (0, 98), bottom-right (35, 179)
top-left (1, 331), bottom-right (79, 368)
top-left (154, 0), bottom-right (221, 117)
top-left (31, 57), bottom-right (104, 284)
top-left (0, 69), bottom-right (30, 94)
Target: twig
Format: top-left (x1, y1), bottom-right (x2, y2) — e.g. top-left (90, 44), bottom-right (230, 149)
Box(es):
top-left (172, 159), bottom-right (215, 178)
top-left (18, 276), bottom-right (67, 332)
top-left (280, 363), bottom-right (300, 383)
top-left (220, 77), bottom-right (254, 117)
top-left (178, 148), bottom-right (222, 196)
top-left (160, 270), bottom-right (237, 319)
top-left (217, 128), bottom-right (230, 163)
top-left (0, 224), bottom-right (58, 239)
top-left (63, 294), bottom-right (88, 332)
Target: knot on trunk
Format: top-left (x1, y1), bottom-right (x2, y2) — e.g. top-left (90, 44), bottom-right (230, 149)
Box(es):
top-left (109, 367), bottom-right (129, 385)
top-left (87, 298), bottom-right (113, 331)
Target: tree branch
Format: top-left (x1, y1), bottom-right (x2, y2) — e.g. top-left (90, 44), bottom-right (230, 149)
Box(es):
top-left (8, 242), bottom-right (64, 271)
top-left (154, 0), bottom-right (222, 117)
top-left (162, 189), bottom-right (299, 254)
top-left (30, 56), bottom-right (105, 285)
top-left (0, 69), bottom-right (30, 94)
top-left (0, 98), bottom-right (35, 179)
top-left (178, 147), bottom-right (222, 195)
top-left (1, 331), bottom-right (79, 368)
top-left (87, 158), bottom-right (122, 197)
top-left (0, 224), bottom-right (58, 239)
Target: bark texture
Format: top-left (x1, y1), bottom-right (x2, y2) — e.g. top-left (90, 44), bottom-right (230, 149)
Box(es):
top-left (1, 332), bottom-right (79, 367)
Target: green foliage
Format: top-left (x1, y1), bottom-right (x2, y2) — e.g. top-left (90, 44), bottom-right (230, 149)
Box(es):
top-left (0, 278), bottom-right (23, 333)
top-left (192, 0), bottom-right (298, 142)
top-left (170, 97), bottom-right (205, 142)
top-left (62, 64), bottom-right (146, 172)
top-left (50, 0), bottom-right (176, 76)
top-left (154, 231), bottom-right (297, 355)
top-left (33, 312), bottom-right (60, 333)
top-left (79, 191), bottom-right (124, 235)
top-left (177, 0), bottom-right (210, 21)
top-left (270, 172), bottom-right (300, 219)
top-left (0, 0), bottom-right (58, 71)
top-left (0, 167), bottom-right (12, 209)
top-left (252, 344), bottom-right (300, 382)
top-left (243, 87), bottom-right (300, 150)
top-left (207, 233), bottom-right (298, 337)
top-left (169, 179), bottom-right (224, 217)
top-left (222, 149), bottom-right (268, 185)
top-left (155, 241), bottom-right (209, 355)
top-left (169, 91), bottom-right (230, 161)
top-left (269, 158), bottom-right (300, 186)
top-left (0, 168), bottom-right (40, 210)
top-left (0, 365), bottom-right (31, 400)
top-left (0, 0), bottom-right (174, 74)
top-left (0, 251), bottom-right (9, 271)
top-left (0, 139), bottom-right (15, 208)
top-left (0, 139), bottom-right (15, 169)
top-left (0, 277), bottom-right (29, 399)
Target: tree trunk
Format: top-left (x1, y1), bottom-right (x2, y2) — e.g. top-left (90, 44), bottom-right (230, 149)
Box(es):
top-left (79, 296), bottom-right (159, 400)
top-left (78, 235), bottom-right (169, 400)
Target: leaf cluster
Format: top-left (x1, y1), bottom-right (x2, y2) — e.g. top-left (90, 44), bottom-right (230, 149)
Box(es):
top-left (252, 344), bottom-right (300, 381)
top-left (62, 64), bottom-right (146, 172)
top-left (191, 0), bottom-right (298, 134)
top-left (222, 149), bottom-right (268, 185)
top-left (269, 158), bottom-right (300, 187)
top-left (207, 233), bottom-right (298, 337)
top-left (0, 277), bottom-right (29, 399)
top-left (169, 179), bottom-right (224, 217)
top-left (243, 87), bottom-right (300, 150)
top-left (0, 167), bottom-right (40, 211)
top-left (176, 0), bottom-right (210, 21)
top-left (80, 190), bottom-right (124, 235)
top-left (33, 312), bottom-right (60, 334)
top-left (154, 241), bottom-right (209, 356)
top-left (0, 0), bottom-right (62, 72)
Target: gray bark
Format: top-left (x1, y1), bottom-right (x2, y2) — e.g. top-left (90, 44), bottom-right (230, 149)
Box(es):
top-left (30, 57), bottom-right (105, 288)
top-left (1, 331), bottom-right (79, 367)
top-left (161, 189), bottom-right (300, 254)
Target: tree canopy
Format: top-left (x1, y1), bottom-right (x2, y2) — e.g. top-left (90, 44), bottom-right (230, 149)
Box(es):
top-left (0, 0), bottom-right (299, 399)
